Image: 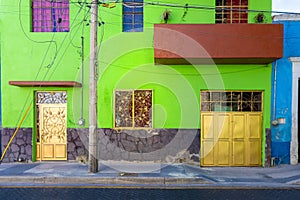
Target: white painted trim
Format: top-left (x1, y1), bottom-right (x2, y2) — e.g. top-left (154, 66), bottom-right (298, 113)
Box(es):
top-left (291, 57), bottom-right (300, 164)
top-left (273, 14), bottom-right (300, 21)
top-left (289, 57), bottom-right (300, 62)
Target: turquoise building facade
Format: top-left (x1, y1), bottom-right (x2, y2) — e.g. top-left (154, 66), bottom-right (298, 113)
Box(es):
top-left (272, 14), bottom-right (300, 165)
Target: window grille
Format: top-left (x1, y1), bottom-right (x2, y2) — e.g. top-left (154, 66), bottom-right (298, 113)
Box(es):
top-left (201, 91), bottom-right (262, 112)
top-left (32, 0), bottom-right (70, 32)
top-left (215, 0), bottom-right (248, 24)
top-left (114, 90), bottom-right (152, 128)
top-left (122, 0), bottom-right (144, 32)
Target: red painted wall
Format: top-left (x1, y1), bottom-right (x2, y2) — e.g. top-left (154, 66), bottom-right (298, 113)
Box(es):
top-left (154, 24), bottom-right (283, 64)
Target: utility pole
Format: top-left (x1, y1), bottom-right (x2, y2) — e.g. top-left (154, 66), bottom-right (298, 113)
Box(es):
top-left (89, 0), bottom-right (99, 173)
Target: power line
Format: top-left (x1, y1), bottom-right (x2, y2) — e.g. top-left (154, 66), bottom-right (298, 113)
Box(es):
top-left (3, 1), bottom-right (300, 15)
top-left (12, 0), bottom-right (87, 130)
top-left (102, 0), bottom-right (300, 15)
top-left (44, 4), bottom-right (89, 80)
top-left (144, 1), bottom-right (300, 15)
top-left (98, 60), bottom-right (267, 77)
top-left (13, 0), bottom-right (59, 129)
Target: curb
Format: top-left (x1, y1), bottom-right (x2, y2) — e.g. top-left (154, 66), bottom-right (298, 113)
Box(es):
top-left (286, 179), bottom-right (300, 185)
top-left (0, 176), bottom-right (213, 186)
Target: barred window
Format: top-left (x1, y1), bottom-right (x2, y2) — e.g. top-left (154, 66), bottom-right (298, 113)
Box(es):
top-left (123, 0), bottom-right (144, 32)
top-left (201, 91), bottom-right (262, 112)
top-left (114, 90), bottom-right (152, 128)
top-left (216, 0), bottom-right (248, 24)
top-left (32, 0), bottom-right (70, 32)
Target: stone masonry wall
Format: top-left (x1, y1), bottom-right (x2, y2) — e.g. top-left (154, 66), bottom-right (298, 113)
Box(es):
top-left (98, 128), bottom-right (200, 163)
top-left (1, 128), bottom-right (200, 164)
top-left (1, 128), bottom-right (32, 162)
top-left (66, 128), bottom-right (200, 164)
top-left (67, 129), bottom-right (89, 160)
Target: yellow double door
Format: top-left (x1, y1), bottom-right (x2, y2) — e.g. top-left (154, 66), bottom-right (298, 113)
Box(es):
top-left (201, 112), bottom-right (262, 166)
top-left (36, 104), bottom-right (67, 161)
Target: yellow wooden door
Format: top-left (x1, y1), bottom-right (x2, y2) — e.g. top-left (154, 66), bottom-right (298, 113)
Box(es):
top-left (201, 112), bottom-right (262, 166)
top-left (38, 104), bottom-right (67, 160)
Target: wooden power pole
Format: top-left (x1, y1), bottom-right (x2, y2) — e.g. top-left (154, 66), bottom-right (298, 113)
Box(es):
top-left (89, 0), bottom-right (99, 173)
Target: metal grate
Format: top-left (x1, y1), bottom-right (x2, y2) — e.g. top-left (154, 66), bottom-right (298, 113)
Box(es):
top-left (215, 0), bottom-right (248, 24)
top-left (114, 90), bottom-right (152, 128)
top-left (32, 0), bottom-right (70, 32)
top-left (201, 91), bottom-right (262, 112)
top-left (36, 91), bottom-right (67, 104)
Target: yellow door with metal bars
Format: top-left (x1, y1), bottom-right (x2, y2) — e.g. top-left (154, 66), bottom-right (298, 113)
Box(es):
top-left (200, 112), bottom-right (262, 166)
top-left (36, 104), bottom-right (67, 161)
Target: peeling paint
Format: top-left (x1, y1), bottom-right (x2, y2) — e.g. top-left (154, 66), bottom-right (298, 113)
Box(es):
top-left (272, 17), bottom-right (300, 164)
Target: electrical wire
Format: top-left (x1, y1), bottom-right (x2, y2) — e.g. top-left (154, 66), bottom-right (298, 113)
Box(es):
top-left (2, 0), bottom-right (300, 15)
top-left (18, 0), bottom-right (58, 60)
top-left (0, 103), bottom-right (33, 162)
top-left (14, 0), bottom-right (58, 130)
top-left (46, 6), bottom-right (92, 81)
top-left (98, 60), bottom-right (267, 76)
top-left (0, 0), bottom-right (88, 162)
top-left (69, 6), bottom-right (90, 49)
top-left (104, 0), bottom-right (300, 15)
top-left (11, 0), bottom-right (86, 132)
top-left (97, 6), bottom-right (284, 41)
top-left (0, 0), bottom-right (290, 161)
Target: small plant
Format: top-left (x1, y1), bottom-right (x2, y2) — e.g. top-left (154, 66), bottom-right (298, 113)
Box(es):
top-left (161, 9), bottom-right (171, 24)
top-left (254, 13), bottom-right (266, 23)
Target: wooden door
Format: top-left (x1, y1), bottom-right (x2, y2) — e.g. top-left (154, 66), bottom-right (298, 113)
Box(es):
top-left (201, 112), bottom-right (262, 166)
top-left (37, 104), bottom-right (67, 160)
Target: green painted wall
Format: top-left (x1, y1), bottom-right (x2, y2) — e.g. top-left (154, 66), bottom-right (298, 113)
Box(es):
top-left (0, 0), bottom-right (272, 131)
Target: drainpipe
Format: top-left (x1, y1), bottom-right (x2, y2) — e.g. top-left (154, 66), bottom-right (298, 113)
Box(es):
top-left (272, 61), bottom-right (278, 125)
top-left (78, 36), bottom-right (85, 126)
top-left (272, 60), bottom-right (277, 124)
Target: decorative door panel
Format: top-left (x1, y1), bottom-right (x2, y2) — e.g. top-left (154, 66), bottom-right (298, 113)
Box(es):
top-left (39, 104), bottom-right (67, 160)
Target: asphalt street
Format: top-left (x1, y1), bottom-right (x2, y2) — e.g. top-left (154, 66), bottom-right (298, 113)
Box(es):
top-left (1, 162), bottom-right (300, 199)
top-left (0, 187), bottom-right (300, 200)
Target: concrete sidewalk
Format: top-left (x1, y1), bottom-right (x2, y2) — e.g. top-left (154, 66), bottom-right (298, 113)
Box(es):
top-left (0, 161), bottom-right (300, 188)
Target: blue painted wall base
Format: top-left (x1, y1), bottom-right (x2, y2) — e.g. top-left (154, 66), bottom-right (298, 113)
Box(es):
top-left (271, 142), bottom-right (290, 165)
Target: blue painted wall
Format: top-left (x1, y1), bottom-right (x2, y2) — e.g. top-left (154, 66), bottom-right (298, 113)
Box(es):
top-left (271, 20), bottom-right (300, 164)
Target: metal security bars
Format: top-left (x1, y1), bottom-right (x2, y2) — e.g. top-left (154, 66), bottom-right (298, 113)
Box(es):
top-left (122, 0), bottom-right (144, 32)
top-left (201, 91), bottom-right (262, 112)
top-left (114, 90), bottom-right (152, 128)
top-left (215, 0), bottom-right (248, 23)
top-left (32, 0), bottom-right (70, 32)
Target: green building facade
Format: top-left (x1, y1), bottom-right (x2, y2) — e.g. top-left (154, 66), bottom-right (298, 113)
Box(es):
top-left (0, 0), bottom-right (282, 166)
